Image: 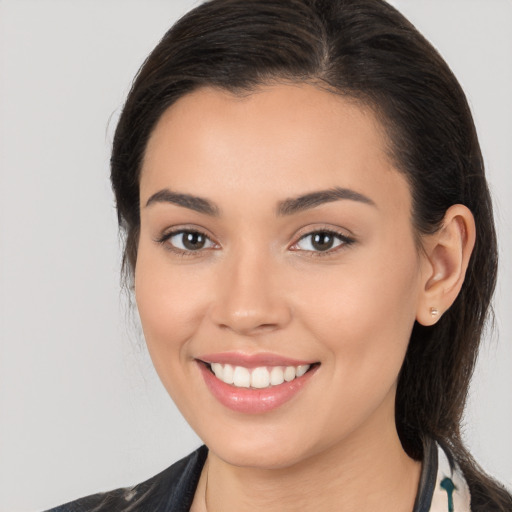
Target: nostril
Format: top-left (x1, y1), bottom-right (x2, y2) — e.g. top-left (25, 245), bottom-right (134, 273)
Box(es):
top-left (213, 312), bottom-right (285, 336)
top-left (256, 323), bottom-right (280, 331)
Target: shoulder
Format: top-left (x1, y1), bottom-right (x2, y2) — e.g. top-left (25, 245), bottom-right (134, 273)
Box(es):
top-left (434, 441), bottom-right (512, 512)
top-left (44, 445), bottom-right (208, 512)
top-left (428, 441), bottom-right (471, 511)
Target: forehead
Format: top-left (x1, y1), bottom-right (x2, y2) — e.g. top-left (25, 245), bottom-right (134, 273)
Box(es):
top-left (140, 83), bottom-right (410, 214)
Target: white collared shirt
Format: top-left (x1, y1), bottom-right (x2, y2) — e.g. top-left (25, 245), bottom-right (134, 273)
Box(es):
top-left (429, 444), bottom-right (471, 511)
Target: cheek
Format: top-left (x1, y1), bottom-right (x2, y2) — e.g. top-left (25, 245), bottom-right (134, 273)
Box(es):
top-left (134, 244), bottom-right (209, 362)
top-left (292, 244), bottom-right (421, 383)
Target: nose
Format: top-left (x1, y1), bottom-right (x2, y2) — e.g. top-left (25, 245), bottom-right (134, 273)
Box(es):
top-left (209, 249), bottom-right (292, 336)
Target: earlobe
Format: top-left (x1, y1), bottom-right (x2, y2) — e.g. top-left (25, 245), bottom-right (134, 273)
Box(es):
top-left (416, 205), bottom-right (476, 326)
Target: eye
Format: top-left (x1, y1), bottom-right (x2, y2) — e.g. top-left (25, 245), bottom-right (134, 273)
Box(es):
top-left (291, 230), bottom-right (354, 253)
top-left (159, 230), bottom-right (217, 253)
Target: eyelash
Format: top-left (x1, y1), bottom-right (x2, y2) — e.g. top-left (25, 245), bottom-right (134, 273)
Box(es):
top-left (155, 228), bottom-right (355, 257)
top-left (155, 229), bottom-right (218, 257)
top-left (291, 229), bottom-right (355, 257)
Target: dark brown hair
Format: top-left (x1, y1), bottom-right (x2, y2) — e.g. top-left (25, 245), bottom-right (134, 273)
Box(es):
top-left (111, 0), bottom-right (511, 508)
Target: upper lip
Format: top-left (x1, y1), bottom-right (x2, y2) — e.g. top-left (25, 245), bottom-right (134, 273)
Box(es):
top-left (198, 352), bottom-right (317, 368)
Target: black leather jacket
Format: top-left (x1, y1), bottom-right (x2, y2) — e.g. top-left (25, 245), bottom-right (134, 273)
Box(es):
top-left (46, 446), bottom-right (208, 512)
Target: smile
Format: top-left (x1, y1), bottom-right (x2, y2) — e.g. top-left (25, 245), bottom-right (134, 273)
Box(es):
top-left (196, 353), bottom-right (319, 414)
top-left (209, 362), bottom-right (311, 389)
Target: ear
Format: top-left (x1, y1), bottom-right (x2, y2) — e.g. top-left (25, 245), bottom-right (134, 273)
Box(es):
top-left (416, 204), bottom-right (476, 326)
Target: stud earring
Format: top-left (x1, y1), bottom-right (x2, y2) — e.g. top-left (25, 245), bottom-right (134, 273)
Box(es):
top-left (430, 307), bottom-right (439, 317)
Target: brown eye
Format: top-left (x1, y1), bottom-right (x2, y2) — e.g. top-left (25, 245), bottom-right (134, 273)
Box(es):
top-left (167, 230), bottom-right (215, 252)
top-left (293, 230), bottom-right (353, 253)
top-left (311, 232), bottom-right (336, 251)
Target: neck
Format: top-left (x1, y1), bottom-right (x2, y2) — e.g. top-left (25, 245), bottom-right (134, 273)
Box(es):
top-left (201, 410), bottom-right (421, 512)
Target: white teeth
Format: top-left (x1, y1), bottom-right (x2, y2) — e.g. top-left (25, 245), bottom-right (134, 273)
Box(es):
top-left (211, 363), bottom-right (223, 379)
top-left (223, 364), bottom-right (234, 384)
top-left (209, 363), bottom-right (312, 389)
top-left (284, 366), bottom-right (296, 382)
top-left (251, 367), bottom-right (270, 388)
top-left (270, 366), bottom-right (285, 386)
top-left (233, 366), bottom-right (251, 388)
top-left (296, 365), bottom-right (309, 377)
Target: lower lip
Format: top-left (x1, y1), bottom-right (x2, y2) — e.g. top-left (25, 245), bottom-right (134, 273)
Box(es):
top-left (197, 362), bottom-right (318, 414)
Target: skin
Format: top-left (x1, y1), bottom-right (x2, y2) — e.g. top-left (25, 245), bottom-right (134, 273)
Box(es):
top-left (135, 84), bottom-right (475, 511)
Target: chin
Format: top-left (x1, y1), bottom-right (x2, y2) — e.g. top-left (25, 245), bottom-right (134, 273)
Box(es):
top-left (199, 421), bottom-right (325, 470)
top-left (215, 442), bottom-right (310, 470)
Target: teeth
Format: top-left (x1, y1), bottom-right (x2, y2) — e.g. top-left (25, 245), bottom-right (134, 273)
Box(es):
top-left (233, 366), bottom-right (251, 388)
top-left (223, 364), bottom-right (234, 384)
top-left (296, 365), bottom-right (309, 377)
top-left (211, 363), bottom-right (223, 379)
top-left (270, 366), bottom-right (285, 386)
top-left (251, 367), bottom-right (270, 388)
top-left (209, 363), bottom-right (311, 389)
top-left (284, 366), bottom-right (296, 382)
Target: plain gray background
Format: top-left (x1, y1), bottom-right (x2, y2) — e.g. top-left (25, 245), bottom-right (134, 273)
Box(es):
top-left (0, 1), bottom-right (511, 510)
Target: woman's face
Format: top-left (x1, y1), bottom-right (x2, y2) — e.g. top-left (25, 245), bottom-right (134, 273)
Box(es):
top-left (136, 84), bottom-right (430, 469)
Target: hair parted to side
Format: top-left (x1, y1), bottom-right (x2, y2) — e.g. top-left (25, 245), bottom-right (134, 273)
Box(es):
top-left (111, 0), bottom-right (511, 509)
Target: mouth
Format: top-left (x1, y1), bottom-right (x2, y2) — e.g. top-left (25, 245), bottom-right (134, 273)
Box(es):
top-left (201, 361), bottom-right (319, 389)
top-left (196, 354), bottom-right (320, 414)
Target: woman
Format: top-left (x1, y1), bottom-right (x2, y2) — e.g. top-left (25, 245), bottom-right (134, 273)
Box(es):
top-left (46, 0), bottom-right (511, 510)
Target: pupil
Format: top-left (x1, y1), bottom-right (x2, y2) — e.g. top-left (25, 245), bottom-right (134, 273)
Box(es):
top-left (312, 232), bottom-right (333, 251)
top-left (183, 232), bottom-right (205, 250)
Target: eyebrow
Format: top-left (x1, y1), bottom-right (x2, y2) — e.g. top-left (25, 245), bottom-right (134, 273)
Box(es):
top-left (145, 189), bottom-right (220, 216)
top-left (144, 186), bottom-right (375, 216)
top-left (276, 187), bottom-right (376, 216)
